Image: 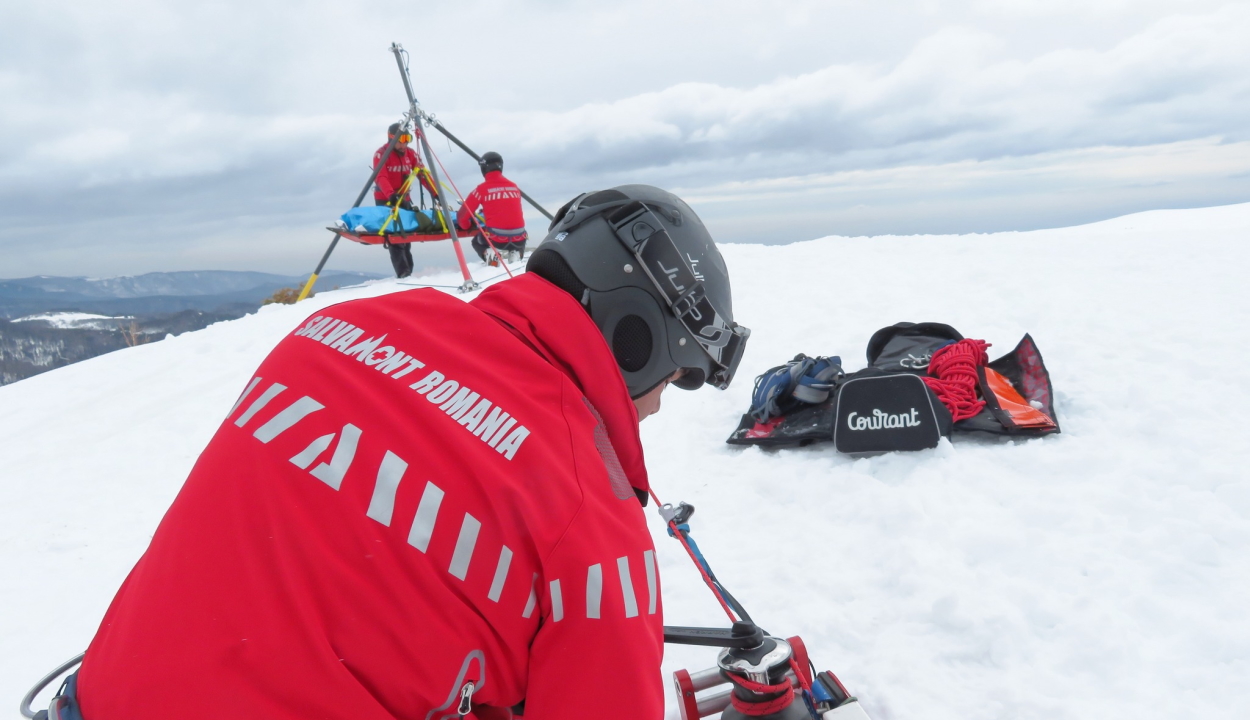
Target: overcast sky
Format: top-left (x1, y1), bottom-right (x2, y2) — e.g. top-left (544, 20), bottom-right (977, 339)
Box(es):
top-left (2, 0), bottom-right (1248, 278)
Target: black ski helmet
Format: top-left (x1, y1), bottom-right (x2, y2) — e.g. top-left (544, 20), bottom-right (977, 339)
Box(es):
top-left (387, 123), bottom-right (412, 143)
top-left (479, 151), bottom-right (503, 175)
top-left (526, 184), bottom-right (750, 398)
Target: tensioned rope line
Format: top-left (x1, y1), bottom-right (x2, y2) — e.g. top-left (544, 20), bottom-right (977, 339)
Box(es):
top-left (644, 489), bottom-right (819, 717)
top-left (424, 131), bottom-right (515, 278)
top-left (378, 165), bottom-right (435, 236)
top-left (396, 268), bottom-right (515, 291)
top-left (646, 488), bottom-right (740, 623)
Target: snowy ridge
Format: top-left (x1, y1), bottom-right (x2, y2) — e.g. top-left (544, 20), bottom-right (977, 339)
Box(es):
top-left (11, 313), bottom-right (128, 330)
top-left (3, 204), bottom-right (1249, 719)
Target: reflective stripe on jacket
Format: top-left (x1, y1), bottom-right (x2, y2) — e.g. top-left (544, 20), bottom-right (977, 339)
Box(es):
top-left (77, 274), bottom-right (664, 720)
top-left (457, 171), bottom-right (526, 233)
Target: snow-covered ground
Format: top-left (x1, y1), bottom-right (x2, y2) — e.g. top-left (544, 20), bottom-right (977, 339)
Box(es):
top-left (10, 312), bottom-right (130, 330)
top-left (3, 204), bottom-right (1249, 719)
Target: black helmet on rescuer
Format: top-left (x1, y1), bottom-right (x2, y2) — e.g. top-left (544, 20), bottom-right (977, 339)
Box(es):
top-left (387, 123), bottom-right (413, 143)
top-left (479, 151), bottom-right (504, 175)
top-left (526, 184), bottom-right (750, 398)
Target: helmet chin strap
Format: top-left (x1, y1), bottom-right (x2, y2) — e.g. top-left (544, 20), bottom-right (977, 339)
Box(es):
top-left (630, 370), bottom-right (676, 400)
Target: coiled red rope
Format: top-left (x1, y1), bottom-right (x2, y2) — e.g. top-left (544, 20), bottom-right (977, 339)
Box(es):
top-left (723, 657), bottom-right (814, 716)
top-left (726, 674), bottom-right (794, 716)
top-left (922, 339), bottom-right (990, 422)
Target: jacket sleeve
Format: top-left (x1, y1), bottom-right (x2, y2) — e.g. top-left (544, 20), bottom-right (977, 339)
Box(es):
top-left (520, 508), bottom-right (666, 719)
top-left (458, 186), bottom-right (484, 231)
top-left (373, 149), bottom-right (397, 198)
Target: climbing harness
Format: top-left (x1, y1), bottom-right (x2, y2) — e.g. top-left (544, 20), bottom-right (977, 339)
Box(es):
top-left (750, 354), bottom-right (844, 423)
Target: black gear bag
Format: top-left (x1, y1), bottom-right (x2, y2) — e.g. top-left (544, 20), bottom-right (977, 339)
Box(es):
top-left (832, 369), bottom-right (953, 454)
top-left (725, 322), bottom-right (1059, 452)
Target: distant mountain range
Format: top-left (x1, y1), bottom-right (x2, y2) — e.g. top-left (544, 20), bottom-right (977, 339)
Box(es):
top-left (0, 270), bottom-right (383, 319)
top-left (0, 270), bottom-right (385, 385)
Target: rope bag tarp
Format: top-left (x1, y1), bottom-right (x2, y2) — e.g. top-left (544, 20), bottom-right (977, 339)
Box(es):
top-left (333, 208), bottom-right (462, 246)
top-left (338, 206), bottom-right (457, 234)
top-left (726, 322), bottom-right (1060, 451)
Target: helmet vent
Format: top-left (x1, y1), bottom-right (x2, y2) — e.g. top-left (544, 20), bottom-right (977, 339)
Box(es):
top-left (580, 189), bottom-right (629, 207)
top-left (613, 315), bottom-right (652, 373)
top-left (526, 249), bottom-right (589, 308)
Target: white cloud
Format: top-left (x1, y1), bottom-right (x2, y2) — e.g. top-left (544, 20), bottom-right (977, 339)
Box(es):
top-left (462, 6), bottom-right (1250, 176)
top-left (1, 1), bottom-right (1248, 276)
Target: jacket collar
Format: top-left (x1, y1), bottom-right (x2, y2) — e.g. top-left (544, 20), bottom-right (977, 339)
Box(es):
top-left (470, 273), bottom-right (649, 493)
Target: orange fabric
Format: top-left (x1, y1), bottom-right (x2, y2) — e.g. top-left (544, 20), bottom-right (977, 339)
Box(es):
top-left (983, 367), bottom-right (1057, 428)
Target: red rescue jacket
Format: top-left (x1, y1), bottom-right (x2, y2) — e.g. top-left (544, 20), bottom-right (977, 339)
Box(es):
top-left (373, 144), bottom-right (436, 203)
top-left (457, 171), bottom-right (526, 236)
top-left (78, 274), bottom-right (664, 720)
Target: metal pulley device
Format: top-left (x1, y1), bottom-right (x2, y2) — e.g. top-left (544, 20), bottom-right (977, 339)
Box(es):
top-left (665, 622), bottom-right (872, 720)
top-left (657, 500), bottom-right (874, 719)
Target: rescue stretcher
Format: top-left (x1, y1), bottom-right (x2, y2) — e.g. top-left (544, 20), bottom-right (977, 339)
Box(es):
top-left (332, 206), bottom-right (463, 245)
top-left (329, 226), bottom-right (461, 245)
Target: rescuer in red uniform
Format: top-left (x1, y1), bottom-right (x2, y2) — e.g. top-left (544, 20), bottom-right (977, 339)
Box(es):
top-left (457, 151), bottom-right (528, 265)
top-left (373, 123), bottom-right (438, 279)
top-left (72, 185), bottom-right (750, 720)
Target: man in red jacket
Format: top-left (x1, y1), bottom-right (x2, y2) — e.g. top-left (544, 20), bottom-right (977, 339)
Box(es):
top-left (72, 185), bottom-right (750, 720)
top-left (373, 123), bottom-right (439, 279)
top-left (457, 152), bottom-right (528, 265)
